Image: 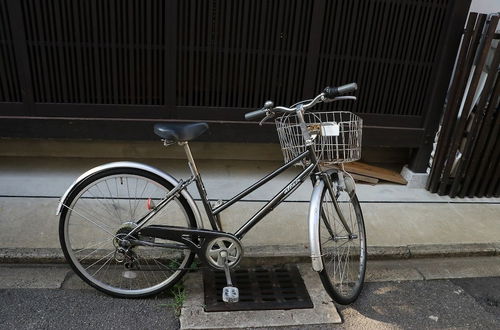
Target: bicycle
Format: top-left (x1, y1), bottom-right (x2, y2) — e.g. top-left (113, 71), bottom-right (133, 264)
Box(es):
top-left (57, 83), bottom-right (366, 305)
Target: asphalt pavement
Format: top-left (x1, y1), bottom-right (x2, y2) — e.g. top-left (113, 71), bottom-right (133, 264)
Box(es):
top-left (0, 289), bottom-right (178, 330)
top-left (1, 258), bottom-right (500, 329)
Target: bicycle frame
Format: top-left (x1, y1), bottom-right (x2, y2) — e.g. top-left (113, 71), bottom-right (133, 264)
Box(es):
top-left (131, 105), bottom-right (356, 242)
top-left (61, 103), bottom-right (356, 249)
top-left (181, 144), bottom-right (320, 240)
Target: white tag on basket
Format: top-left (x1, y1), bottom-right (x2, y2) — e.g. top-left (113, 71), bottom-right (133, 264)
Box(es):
top-left (320, 122), bottom-right (340, 136)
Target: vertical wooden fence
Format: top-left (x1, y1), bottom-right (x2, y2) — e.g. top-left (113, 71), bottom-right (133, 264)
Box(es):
top-left (427, 13), bottom-right (500, 197)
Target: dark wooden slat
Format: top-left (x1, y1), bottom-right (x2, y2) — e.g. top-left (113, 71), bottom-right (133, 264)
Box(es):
top-left (89, 0), bottom-right (101, 103)
top-left (412, 4), bottom-right (441, 116)
top-left (476, 109), bottom-right (500, 197)
top-left (48, 0), bottom-right (62, 103)
top-left (0, 4), bottom-right (12, 100)
top-left (60, 0), bottom-right (73, 102)
top-left (385, 1), bottom-right (410, 117)
top-left (38, 0), bottom-right (55, 103)
top-left (109, 0), bottom-right (118, 104)
top-left (452, 42), bottom-right (500, 197)
top-left (391, 3), bottom-right (418, 115)
top-left (24, 0), bottom-right (42, 102)
top-left (485, 146), bottom-right (500, 197)
top-left (356, 0), bottom-right (376, 115)
top-left (427, 12), bottom-right (481, 192)
top-left (219, 0), bottom-right (233, 107)
top-left (365, 1), bottom-right (390, 116)
top-left (6, 0), bottom-right (35, 111)
top-left (469, 76), bottom-right (500, 196)
top-left (164, 0), bottom-right (176, 110)
top-left (72, 0), bottom-right (85, 103)
top-left (375, 1), bottom-right (398, 116)
top-left (0, 0), bottom-right (21, 102)
top-left (495, 163), bottom-right (500, 197)
top-left (437, 15), bottom-right (498, 195)
top-left (81, 0), bottom-right (92, 103)
top-left (270, 0), bottom-right (286, 104)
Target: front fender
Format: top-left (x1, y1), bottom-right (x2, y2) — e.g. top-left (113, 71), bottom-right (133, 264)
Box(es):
top-left (308, 179), bottom-right (325, 271)
top-left (56, 161), bottom-right (203, 229)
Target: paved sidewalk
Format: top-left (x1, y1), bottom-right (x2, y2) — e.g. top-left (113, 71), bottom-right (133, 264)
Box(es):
top-left (1, 257), bottom-right (500, 329)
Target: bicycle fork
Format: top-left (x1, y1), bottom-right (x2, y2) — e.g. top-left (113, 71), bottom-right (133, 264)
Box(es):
top-left (308, 174), bottom-right (355, 272)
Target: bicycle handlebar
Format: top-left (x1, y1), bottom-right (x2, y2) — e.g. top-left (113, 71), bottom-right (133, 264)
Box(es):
top-left (244, 83), bottom-right (358, 121)
top-left (323, 83), bottom-right (358, 99)
top-left (244, 108), bottom-right (267, 120)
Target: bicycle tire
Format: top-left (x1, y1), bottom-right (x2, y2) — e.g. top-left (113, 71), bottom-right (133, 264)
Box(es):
top-left (317, 178), bottom-right (367, 304)
top-left (59, 167), bottom-right (197, 298)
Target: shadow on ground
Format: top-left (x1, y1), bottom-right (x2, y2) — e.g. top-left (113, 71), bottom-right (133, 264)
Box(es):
top-left (336, 279), bottom-right (500, 329)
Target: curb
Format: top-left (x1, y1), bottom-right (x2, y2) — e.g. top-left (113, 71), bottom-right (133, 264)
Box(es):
top-left (0, 248), bottom-right (66, 264)
top-left (1, 243), bottom-right (500, 264)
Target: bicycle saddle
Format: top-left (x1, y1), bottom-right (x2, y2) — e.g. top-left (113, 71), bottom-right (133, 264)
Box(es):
top-left (154, 122), bottom-right (209, 142)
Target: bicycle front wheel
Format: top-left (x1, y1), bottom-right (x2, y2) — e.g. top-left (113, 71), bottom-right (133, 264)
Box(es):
top-left (59, 167), bottom-right (197, 298)
top-left (317, 178), bottom-right (366, 304)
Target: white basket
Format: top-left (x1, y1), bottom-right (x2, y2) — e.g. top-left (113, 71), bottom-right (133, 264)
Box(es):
top-left (275, 111), bottom-right (362, 166)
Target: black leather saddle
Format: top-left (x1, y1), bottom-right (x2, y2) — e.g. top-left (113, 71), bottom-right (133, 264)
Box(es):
top-left (153, 122), bottom-right (209, 142)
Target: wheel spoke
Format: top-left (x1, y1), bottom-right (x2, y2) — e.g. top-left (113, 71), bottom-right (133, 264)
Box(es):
top-left (318, 179), bottom-right (365, 304)
top-left (91, 253), bottom-right (115, 277)
top-left (84, 250), bottom-right (115, 271)
top-left (104, 180), bottom-right (123, 223)
top-left (61, 171), bottom-right (196, 297)
top-left (62, 203), bottom-right (117, 238)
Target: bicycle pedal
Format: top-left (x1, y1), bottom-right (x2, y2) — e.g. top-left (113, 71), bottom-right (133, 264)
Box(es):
top-left (222, 286), bottom-right (239, 303)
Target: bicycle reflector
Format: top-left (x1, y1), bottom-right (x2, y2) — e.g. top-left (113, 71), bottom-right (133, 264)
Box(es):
top-left (147, 198), bottom-right (155, 210)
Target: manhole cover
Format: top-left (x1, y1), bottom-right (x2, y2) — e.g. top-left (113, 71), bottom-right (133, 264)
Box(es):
top-left (203, 264), bottom-right (313, 312)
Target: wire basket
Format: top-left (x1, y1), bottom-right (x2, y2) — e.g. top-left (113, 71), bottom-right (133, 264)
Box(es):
top-left (275, 111), bottom-right (362, 166)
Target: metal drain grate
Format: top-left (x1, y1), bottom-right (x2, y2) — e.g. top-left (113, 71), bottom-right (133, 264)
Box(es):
top-left (203, 264), bottom-right (313, 312)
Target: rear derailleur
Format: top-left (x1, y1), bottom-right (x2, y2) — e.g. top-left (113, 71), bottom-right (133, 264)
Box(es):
top-left (113, 229), bottom-right (139, 270)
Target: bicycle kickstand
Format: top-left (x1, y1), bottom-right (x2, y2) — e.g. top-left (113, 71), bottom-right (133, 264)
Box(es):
top-left (220, 250), bottom-right (239, 303)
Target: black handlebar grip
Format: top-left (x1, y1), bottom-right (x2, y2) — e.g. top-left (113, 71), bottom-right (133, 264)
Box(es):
top-left (323, 86), bottom-right (339, 99)
top-left (323, 82), bottom-right (358, 99)
top-left (337, 82), bottom-right (358, 95)
top-left (245, 109), bottom-right (267, 121)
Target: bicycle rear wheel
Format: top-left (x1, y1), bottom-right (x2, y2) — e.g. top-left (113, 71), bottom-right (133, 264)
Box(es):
top-left (59, 167), bottom-right (197, 298)
top-left (317, 177), bottom-right (366, 304)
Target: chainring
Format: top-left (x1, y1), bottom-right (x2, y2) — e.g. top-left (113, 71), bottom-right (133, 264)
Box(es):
top-left (203, 237), bottom-right (243, 270)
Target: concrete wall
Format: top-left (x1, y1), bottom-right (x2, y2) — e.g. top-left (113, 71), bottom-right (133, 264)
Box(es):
top-left (470, 0), bottom-right (500, 13)
top-left (1, 138), bottom-right (499, 255)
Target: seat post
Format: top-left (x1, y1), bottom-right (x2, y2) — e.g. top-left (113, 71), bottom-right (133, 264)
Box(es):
top-left (178, 141), bottom-right (199, 177)
top-left (178, 141), bottom-right (221, 230)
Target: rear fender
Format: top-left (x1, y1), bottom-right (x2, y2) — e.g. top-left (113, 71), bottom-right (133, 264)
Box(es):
top-left (56, 161), bottom-right (203, 229)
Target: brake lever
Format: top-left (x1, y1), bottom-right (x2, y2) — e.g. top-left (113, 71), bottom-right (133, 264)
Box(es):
top-left (323, 95), bottom-right (357, 103)
top-left (259, 110), bottom-right (275, 126)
